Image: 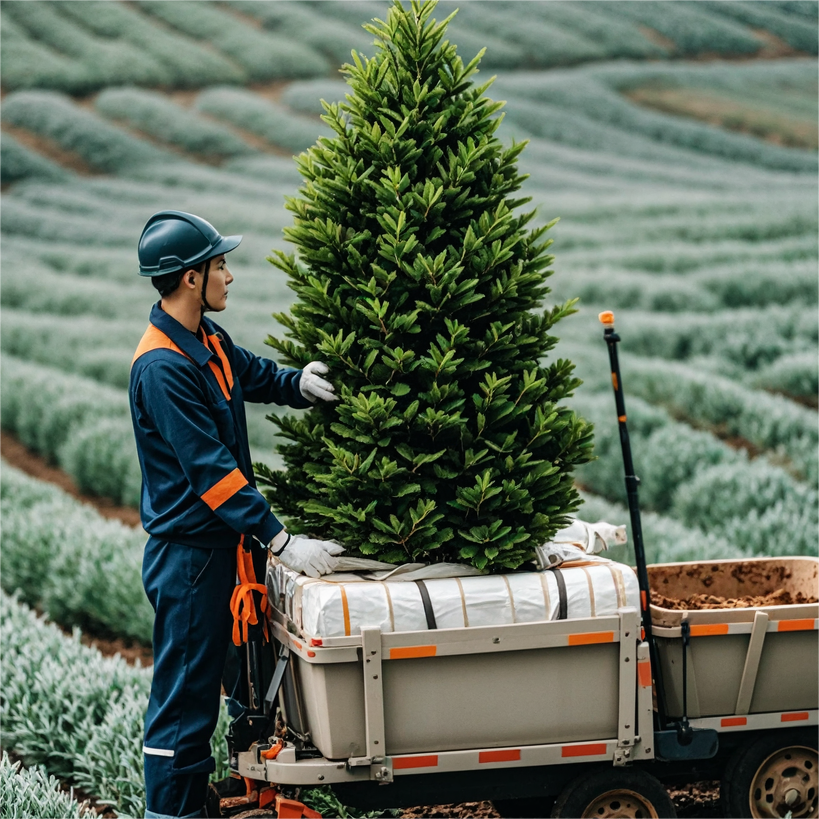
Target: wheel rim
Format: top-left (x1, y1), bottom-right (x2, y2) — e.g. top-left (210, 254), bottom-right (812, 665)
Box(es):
top-left (749, 745), bottom-right (818, 818)
top-left (581, 788), bottom-right (659, 818)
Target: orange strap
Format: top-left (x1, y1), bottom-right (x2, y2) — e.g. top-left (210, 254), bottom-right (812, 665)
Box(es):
top-left (230, 536), bottom-right (269, 646)
top-left (200, 329), bottom-right (234, 401)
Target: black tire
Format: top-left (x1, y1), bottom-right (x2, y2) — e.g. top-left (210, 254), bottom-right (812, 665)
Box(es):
top-left (720, 729), bottom-right (818, 818)
top-left (493, 796), bottom-right (556, 817)
top-left (551, 767), bottom-right (676, 818)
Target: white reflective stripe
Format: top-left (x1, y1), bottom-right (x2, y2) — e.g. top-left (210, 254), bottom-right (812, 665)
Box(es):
top-left (143, 745), bottom-right (175, 758)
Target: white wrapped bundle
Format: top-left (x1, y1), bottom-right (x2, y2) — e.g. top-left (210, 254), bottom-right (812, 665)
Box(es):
top-left (267, 558), bottom-right (639, 640)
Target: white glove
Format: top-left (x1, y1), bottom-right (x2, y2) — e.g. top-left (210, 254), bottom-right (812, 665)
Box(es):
top-left (299, 361), bottom-right (338, 403)
top-left (269, 531), bottom-right (345, 578)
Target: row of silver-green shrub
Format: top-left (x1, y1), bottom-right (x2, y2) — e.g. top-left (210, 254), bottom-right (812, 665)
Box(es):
top-left (1, 463), bottom-right (153, 644)
top-left (1, 355), bottom-right (141, 506)
top-left (575, 392), bottom-right (818, 557)
top-left (1, 591), bottom-right (229, 819)
top-left (1, 752), bottom-right (95, 819)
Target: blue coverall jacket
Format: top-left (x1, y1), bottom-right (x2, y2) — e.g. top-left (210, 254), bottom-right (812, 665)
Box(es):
top-left (130, 301), bottom-right (312, 818)
top-left (130, 301), bottom-right (312, 549)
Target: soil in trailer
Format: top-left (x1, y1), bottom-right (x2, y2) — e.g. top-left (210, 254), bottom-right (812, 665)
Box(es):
top-left (651, 587), bottom-right (817, 610)
top-left (650, 559), bottom-right (818, 611)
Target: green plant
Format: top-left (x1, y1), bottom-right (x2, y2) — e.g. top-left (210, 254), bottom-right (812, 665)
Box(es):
top-left (260, 0), bottom-right (593, 571)
top-left (1, 464), bottom-right (153, 642)
top-left (1, 592), bottom-right (230, 819)
top-left (0, 752), bottom-right (95, 819)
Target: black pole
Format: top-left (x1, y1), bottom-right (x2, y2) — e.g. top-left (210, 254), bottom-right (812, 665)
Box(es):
top-left (599, 311), bottom-right (667, 730)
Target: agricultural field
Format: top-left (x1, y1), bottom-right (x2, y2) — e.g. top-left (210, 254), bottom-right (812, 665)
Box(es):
top-left (1, 1), bottom-right (817, 816)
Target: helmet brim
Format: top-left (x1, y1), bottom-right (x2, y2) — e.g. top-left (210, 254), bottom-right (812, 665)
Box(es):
top-left (211, 234), bottom-right (242, 258)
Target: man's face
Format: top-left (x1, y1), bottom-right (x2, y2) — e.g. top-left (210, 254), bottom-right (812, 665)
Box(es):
top-left (199, 254), bottom-right (233, 311)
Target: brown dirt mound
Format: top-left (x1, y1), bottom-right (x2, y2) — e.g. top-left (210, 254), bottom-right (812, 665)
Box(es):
top-left (651, 588), bottom-right (817, 610)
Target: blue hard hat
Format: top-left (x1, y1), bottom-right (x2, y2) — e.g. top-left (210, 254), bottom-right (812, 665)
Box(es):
top-left (138, 210), bottom-right (242, 277)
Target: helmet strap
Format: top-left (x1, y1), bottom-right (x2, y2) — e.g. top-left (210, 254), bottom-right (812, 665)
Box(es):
top-left (200, 258), bottom-right (214, 314)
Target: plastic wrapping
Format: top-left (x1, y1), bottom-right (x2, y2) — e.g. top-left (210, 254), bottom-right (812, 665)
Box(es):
top-left (268, 558), bottom-right (639, 640)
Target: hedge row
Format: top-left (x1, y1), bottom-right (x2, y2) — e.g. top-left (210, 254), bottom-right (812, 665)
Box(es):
top-left (529, 2), bottom-right (666, 60)
top-left (575, 393), bottom-right (818, 557)
top-left (1, 464), bottom-right (153, 644)
top-left (560, 234), bottom-right (818, 276)
top-left (1, 355), bottom-right (141, 506)
top-left (1, 272), bottom-right (149, 325)
top-left (0, 11), bottom-right (87, 93)
top-left (1, 752), bottom-right (95, 819)
top-left (553, 262), bottom-right (818, 315)
top-left (603, 1), bottom-right (763, 55)
top-left (0, 131), bottom-right (70, 186)
top-left (95, 88), bottom-right (255, 160)
top-left (1, 592), bottom-right (230, 818)
top-left (58, 1), bottom-right (244, 89)
top-left (622, 358), bottom-right (818, 482)
top-left (702, 1), bottom-right (818, 54)
top-left (614, 306), bottom-right (818, 371)
top-left (137, 1), bottom-right (329, 82)
top-left (578, 492), bottom-right (743, 566)
top-left (195, 87), bottom-right (330, 154)
top-left (226, 0), bottom-right (373, 66)
top-left (500, 72), bottom-right (818, 173)
top-left (1, 91), bottom-right (171, 174)
top-left (438, 1), bottom-right (608, 68)
top-left (2, 2), bottom-right (167, 92)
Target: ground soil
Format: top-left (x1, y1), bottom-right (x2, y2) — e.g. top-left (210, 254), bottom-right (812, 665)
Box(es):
top-left (77, 629), bottom-right (153, 667)
top-left (399, 782), bottom-right (722, 817)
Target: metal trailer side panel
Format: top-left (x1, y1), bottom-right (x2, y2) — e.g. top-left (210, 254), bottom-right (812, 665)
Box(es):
top-left (289, 641), bottom-right (623, 759)
top-left (751, 630), bottom-right (819, 714)
top-left (649, 557), bottom-right (819, 720)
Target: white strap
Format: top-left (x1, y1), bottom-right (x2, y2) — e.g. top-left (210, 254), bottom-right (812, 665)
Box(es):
top-left (143, 745), bottom-right (174, 758)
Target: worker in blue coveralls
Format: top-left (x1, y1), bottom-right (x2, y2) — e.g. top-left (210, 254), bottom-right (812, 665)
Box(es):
top-left (130, 210), bottom-right (344, 819)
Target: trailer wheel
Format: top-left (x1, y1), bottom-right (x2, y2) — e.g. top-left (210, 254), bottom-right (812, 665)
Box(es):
top-left (720, 729), bottom-right (818, 818)
top-left (551, 768), bottom-right (675, 818)
top-left (492, 796), bottom-right (555, 817)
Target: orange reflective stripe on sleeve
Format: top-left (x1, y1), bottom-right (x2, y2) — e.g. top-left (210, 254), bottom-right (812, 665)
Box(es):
top-left (132, 324), bottom-right (191, 366)
top-left (202, 468), bottom-right (247, 510)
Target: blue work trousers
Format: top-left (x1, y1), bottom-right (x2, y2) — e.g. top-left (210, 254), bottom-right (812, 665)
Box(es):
top-left (141, 538), bottom-right (266, 819)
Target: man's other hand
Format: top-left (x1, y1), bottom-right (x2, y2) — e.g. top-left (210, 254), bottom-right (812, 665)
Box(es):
top-left (299, 361), bottom-right (338, 403)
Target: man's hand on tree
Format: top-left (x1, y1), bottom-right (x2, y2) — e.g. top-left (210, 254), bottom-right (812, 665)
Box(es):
top-left (269, 530), bottom-right (345, 577)
top-left (299, 361), bottom-right (338, 403)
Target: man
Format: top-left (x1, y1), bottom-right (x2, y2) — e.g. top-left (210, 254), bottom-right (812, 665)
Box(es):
top-left (130, 210), bottom-right (342, 819)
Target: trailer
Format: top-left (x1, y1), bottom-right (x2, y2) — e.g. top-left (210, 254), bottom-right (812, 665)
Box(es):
top-left (214, 313), bottom-right (818, 819)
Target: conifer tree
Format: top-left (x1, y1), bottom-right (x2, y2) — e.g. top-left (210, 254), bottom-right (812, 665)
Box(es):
top-left (257, 0), bottom-right (593, 571)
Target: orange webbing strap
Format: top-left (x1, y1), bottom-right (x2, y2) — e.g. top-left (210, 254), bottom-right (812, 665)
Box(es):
top-left (199, 329), bottom-right (233, 401)
top-left (230, 535), bottom-right (270, 646)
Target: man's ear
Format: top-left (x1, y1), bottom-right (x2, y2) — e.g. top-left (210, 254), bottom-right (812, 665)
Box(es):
top-left (184, 268), bottom-right (198, 287)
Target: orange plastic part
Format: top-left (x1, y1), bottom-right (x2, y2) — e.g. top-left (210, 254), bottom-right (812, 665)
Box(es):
top-left (276, 795), bottom-right (322, 818)
top-left (599, 311), bottom-right (614, 325)
top-left (261, 740), bottom-right (284, 760)
top-left (259, 786), bottom-right (278, 809)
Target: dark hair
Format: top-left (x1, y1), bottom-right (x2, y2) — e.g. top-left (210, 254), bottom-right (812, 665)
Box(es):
top-left (151, 262), bottom-right (205, 297)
